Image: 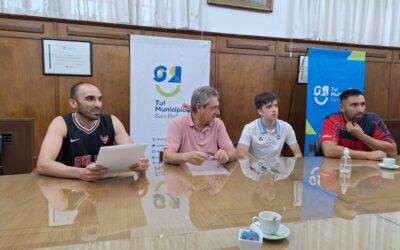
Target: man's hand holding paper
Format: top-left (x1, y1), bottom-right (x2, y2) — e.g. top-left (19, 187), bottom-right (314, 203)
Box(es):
top-left (79, 163), bottom-right (108, 182)
top-left (129, 157), bottom-right (150, 173)
top-left (96, 144), bottom-right (148, 176)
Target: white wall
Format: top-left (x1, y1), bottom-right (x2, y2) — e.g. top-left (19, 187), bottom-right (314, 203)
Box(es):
top-left (201, 0), bottom-right (291, 38)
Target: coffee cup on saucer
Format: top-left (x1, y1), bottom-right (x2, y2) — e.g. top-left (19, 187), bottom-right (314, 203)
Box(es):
top-left (383, 157), bottom-right (396, 167)
top-left (252, 211), bottom-right (281, 235)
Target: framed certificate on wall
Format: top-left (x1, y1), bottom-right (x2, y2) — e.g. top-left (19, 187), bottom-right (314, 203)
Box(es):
top-left (208, 0), bottom-right (273, 12)
top-left (298, 55), bottom-right (308, 84)
top-left (42, 39), bottom-right (92, 76)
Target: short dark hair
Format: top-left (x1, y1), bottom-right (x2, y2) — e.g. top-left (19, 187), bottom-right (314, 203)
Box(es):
top-left (254, 92), bottom-right (278, 109)
top-left (191, 86), bottom-right (219, 112)
top-left (339, 89), bottom-right (364, 102)
top-left (70, 82), bottom-right (95, 99)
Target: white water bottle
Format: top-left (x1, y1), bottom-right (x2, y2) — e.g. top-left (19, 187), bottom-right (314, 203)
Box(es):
top-left (339, 148), bottom-right (352, 174)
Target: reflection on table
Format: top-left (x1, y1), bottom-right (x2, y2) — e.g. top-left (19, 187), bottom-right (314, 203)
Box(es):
top-left (296, 157), bottom-right (400, 224)
top-left (0, 157), bottom-right (400, 249)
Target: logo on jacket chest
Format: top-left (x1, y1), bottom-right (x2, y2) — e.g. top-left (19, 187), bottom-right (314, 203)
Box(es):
top-left (258, 133), bottom-right (280, 144)
top-left (100, 135), bottom-right (109, 144)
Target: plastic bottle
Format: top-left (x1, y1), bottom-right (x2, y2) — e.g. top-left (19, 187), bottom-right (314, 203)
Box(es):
top-left (340, 173), bottom-right (350, 194)
top-left (339, 148), bottom-right (352, 174)
top-left (339, 148), bottom-right (351, 194)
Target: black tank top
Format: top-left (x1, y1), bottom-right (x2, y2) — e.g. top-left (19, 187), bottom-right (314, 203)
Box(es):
top-left (57, 113), bottom-right (115, 167)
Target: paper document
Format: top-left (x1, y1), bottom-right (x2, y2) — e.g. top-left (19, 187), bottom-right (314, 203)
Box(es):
top-left (96, 144), bottom-right (148, 173)
top-left (186, 160), bottom-right (229, 176)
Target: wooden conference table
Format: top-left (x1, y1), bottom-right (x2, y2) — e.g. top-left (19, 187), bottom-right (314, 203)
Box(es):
top-left (1, 157), bottom-right (400, 249)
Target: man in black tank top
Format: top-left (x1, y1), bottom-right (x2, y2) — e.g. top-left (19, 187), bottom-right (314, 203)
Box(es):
top-left (37, 82), bottom-right (149, 181)
top-left (59, 113), bottom-right (115, 167)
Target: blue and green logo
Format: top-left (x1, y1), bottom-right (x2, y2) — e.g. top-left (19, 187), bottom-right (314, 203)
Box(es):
top-left (153, 65), bottom-right (182, 97)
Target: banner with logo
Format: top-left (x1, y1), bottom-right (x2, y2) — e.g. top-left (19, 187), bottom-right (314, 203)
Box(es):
top-left (130, 35), bottom-right (211, 165)
top-left (304, 48), bottom-right (365, 156)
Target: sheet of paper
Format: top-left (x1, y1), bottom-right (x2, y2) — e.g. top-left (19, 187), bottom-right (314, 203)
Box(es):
top-left (185, 160), bottom-right (229, 176)
top-left (96, 144), bottom-right (148, 173)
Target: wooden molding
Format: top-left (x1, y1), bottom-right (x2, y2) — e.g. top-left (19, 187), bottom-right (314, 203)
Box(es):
top-left (285, 43), bottom-right (390, 59)
top-left (285, 43), bottom-right (309, 53)
top-left (338, 46), bottom-right (392, 61)
top-left (0, 20), bottom-right (44, 33)
top-left (365, 51), bottom-right (389, 59)
top-left (394, 51), bottom-right (400, 62)
top-left (67, 25), bottom-right (129, 40)
top-left (227, 39), bottom-right (270, 50)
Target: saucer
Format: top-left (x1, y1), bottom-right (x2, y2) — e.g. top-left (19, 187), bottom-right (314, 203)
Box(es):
top-left (378, 163), bottom-right (400, 170)
top-left (250, 221), bottom-right (290, 240)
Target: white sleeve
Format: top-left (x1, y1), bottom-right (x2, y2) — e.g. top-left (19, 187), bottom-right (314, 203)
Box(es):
top-left (285, 123), bottom-right (298, 146)
top-left (238, 124), bottom-right (252, 146)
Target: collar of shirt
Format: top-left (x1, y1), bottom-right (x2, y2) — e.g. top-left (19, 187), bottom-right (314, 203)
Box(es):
top-left (187, 113), bottom-right (213, 132)
top-left (257, 118), bottom-right (280, 135)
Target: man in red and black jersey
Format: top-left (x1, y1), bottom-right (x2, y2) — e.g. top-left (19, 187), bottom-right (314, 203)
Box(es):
top-left (321, 89), bottom-right (397, 160)
top-left (37, 82), bottom-right (149, 181)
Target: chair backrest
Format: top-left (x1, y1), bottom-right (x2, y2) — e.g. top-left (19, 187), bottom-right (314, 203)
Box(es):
top-left (384, 120), bottom-right (400, 155)
top-left (314, 138), bottom-right (324, 156)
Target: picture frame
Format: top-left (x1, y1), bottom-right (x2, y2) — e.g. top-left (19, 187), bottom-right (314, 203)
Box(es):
top-left (298, 55), bottom-right (308, 84)
top-left (208, 0), bottom-right (273, 12)
top-left (42, 39), bottom-right (92, 76)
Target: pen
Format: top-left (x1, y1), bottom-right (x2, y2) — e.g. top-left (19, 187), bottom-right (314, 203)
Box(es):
top-left (207, 154), bottom-right (216, 160)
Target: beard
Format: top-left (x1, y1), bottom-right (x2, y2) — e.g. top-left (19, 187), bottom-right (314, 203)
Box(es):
top-left (73, 99), bottom-right (101, 121)
top-left (78, 109), bottom-right (100, 121)
top-left (352, 113), bottom-right (364, 123)
top-left (343, 108), bottom-right (364, 123)
top-left (76, 102), bottom-right (100, 121)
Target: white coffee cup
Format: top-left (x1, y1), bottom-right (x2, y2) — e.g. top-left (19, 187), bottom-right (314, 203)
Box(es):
top-left (252, 211), bottom-right (281, 235)
top-left (383, 157), bottom-right (396, 166)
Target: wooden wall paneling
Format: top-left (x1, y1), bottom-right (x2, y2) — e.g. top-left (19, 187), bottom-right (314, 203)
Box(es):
top-left (217, 53), bottom-right (275, 143)
top-left (364, 62), bottom-right (391, 119)
top-left (210, 52), bottom-right (216, 86)
top-left (389, 64), bottom-right (400, 119)
top-left (277, 41), bottom-right (337, 57)
top-left (58, 44), bottom-right (131, 133)
top-left (0, 37), bottom-right (57, 163)
top-left (142, 30), bottom-right (217, 51)
top-left (394, 50), bottom-right (400, 63)
top-left (338, 46), bottom-right (392, 62)
top-left (218, 36), bottom-right (276, 55)
top-left (0, 18), bottom-right (54, 39)
top-left (274, 57), bottom-right (307, 155)
top-left (57, 23), bottom-right (140, 45)
top-left (1, 14), bottom-right (400, 165)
